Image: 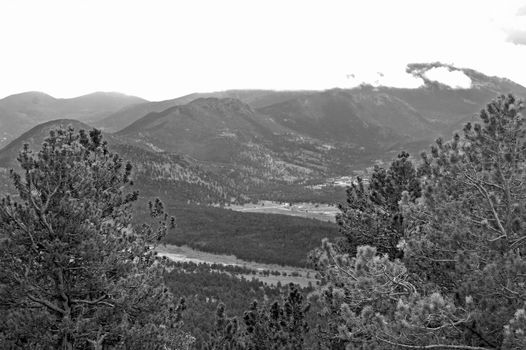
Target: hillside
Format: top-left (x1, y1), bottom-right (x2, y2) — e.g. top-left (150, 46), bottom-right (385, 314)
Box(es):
top-left (258, 89), bottom-right (413, 145)
top-left (0, 119), bottom-right (93, 168)
top-left (116, 97), bottom-right (385, 197)
top-left (0, 91), bottom-right (146, 148)
top-left (112, 143), bottom-right (245, 204)
top-left (0, 119), bottom-right (243, 205)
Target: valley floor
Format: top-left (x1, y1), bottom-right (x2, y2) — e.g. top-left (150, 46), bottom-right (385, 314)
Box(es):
top-left (157, 244), bottom-right (317, 287)
top-left (225, 200), bottom-right (338, 223)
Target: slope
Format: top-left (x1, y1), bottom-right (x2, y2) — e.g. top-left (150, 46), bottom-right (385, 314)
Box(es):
top-left (0, 119), bottom-right (242, 204)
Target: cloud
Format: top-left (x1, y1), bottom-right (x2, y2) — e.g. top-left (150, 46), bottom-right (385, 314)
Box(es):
top-left (345, 68), bottom-right (424, 89)
top-left (502, 4), bottom-right (526, 46)
top-left (507, 30), bottom-right (526, 45)
top-left (517, 5), bottom-right (526, 16)
top-left (423, 67), bottom-right (472, 89)
top-left (405, 63), bottom-right (473, 89)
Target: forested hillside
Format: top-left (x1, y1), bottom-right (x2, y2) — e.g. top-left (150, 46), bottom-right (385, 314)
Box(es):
top-left (0, 120), bottom-right (247, 205)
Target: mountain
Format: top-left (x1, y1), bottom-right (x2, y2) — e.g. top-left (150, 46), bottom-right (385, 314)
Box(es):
top-left (118, 98), bottom-right (289, 158)
top-left (0, 119), bottom-right (243, 204)
top-left (100, 65), bottom-right (526, 140)
top-left (96, 90), bottom-right (313, 132)
top-left (95, 93), bottom-right (205, 132)
top-left (258, 89), bottom-right (431, 144)
top-left (0, 91), bottom-right (146, 148)
top-left (380, 63), bottom-right (526, 125)
top-left (60, 92), bottom-right (147, 122)
top-left (2, 64), bottom-right (526, 203)
top-left (0, 119), bottom-right (92, 168)
top-left (113, 65), bottom-right (526, 202)
top-left (116, 97), bottom-right (328, 186)
top-left (115, 96), bottom-right (402, 198)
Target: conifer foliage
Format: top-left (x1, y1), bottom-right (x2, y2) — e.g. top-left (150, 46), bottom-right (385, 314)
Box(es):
top-left (314, 94), bottom-right (526, 349)
top-left (205, 284), bottom-right (310, 350)
top-left (336, 151), bottom-right (420, 259)
top-left (0, 127), bottom-right (190, 349)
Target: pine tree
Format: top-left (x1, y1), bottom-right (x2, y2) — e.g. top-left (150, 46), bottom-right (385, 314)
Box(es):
top-left (242, 284), bottom-right (310, 350)
top-left (0, 127), bottom-right (191, 349)
top-left (204, 284), bottom-right (310, 350)
top-left (402, 94), bottom-right (526, 347)
top-left (313, 94), bottom-right (526, 349)
top-left (203, 303), bottom-right (244, 350)
top-left (335, 151), bottom-right (420, 259)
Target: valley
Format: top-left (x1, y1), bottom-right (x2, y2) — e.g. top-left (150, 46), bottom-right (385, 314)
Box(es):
top-left (157, 244), bottom-right (316, 288)
top-left (226, 200), bottom-right (339, 223)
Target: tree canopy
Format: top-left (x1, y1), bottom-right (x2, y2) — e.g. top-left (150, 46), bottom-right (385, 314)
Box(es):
top-left (314, 94), bottom-right (526, 349)
top-left (0, 127), bottom-right (191, 349)
top-left (204, 283), bottom-right (310, 350)
top-left (335, 151), bottom-right (420, 260)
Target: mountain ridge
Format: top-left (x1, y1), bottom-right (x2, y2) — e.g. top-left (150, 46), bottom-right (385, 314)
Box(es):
top-left (0, 119), bottom-right (245, 205)
top-left (0, 91), bottom-right (147, 148)
top-left (3, 64), bottom-right (526, 203)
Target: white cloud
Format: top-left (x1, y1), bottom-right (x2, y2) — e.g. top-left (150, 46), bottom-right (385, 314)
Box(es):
top-left (423, 67), bottom-right (472, 89)
top-left (507, 30), bottom-right (526, 45)
top-left (517, 4), bottom-right (526, 15)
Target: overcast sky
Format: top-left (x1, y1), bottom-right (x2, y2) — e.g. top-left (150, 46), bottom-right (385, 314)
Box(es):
top-left (1, 0), bottom-right (526, 101)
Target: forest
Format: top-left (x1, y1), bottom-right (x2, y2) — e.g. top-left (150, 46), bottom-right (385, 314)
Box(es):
top-left (159, 205), bottom-right (339, 267)
top-left (2, 94), bottom-right (526, 349)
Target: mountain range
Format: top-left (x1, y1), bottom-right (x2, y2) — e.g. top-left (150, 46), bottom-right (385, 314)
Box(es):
top-left (1, 63), bottom-right (526, 204)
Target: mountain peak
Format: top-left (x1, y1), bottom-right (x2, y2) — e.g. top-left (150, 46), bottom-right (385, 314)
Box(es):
top-left (75, 91), bottom-right (146, 100)
top-left (66, 91), bottom-right (147, 104)
top-left (1, 91), bottom-right (57, 104)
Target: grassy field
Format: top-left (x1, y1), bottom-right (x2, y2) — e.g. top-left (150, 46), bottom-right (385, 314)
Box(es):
top-left (157, 244), bottom-right (317, 287)
top-left (226, 200), bottom-right (339, 222)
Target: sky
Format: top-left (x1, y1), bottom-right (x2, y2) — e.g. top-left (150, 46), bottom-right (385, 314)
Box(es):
top-left (1, 0), bottom-right (526, 101)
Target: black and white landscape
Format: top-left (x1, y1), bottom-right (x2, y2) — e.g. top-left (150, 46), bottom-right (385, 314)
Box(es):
top-left (2, 1), bottom-right (526, 349)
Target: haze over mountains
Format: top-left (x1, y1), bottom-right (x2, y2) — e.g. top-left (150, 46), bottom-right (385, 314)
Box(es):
top-left (0, 91), bottom-right (145, 147)
top-left (2, 63), bottom-right (526, 204)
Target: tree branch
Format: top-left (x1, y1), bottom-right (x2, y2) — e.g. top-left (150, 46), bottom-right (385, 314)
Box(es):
top-left (464, 175), bottom-right (507, 239)
top-left (71, 295), bottom-right (114, 308)
top-left (27, 294), bottom-right (66, 315)
top-left (375, 336), bottom-right (493, 350)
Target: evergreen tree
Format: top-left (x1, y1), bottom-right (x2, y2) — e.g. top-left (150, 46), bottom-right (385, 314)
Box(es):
top-left (204, 303), bottom-right (244, 350)
top-left (0, 127), bottom-right (191, 349)
top-left (242, 284), bottom-right (310, 350)
top-left (313, 95), bottom-right (526, 349)
top-left (335, 151), bottom-right (420, 259)
top-left (403, 94), bottom-right (526, 348)
top-left (204, 284), bottom-right (310, 350)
